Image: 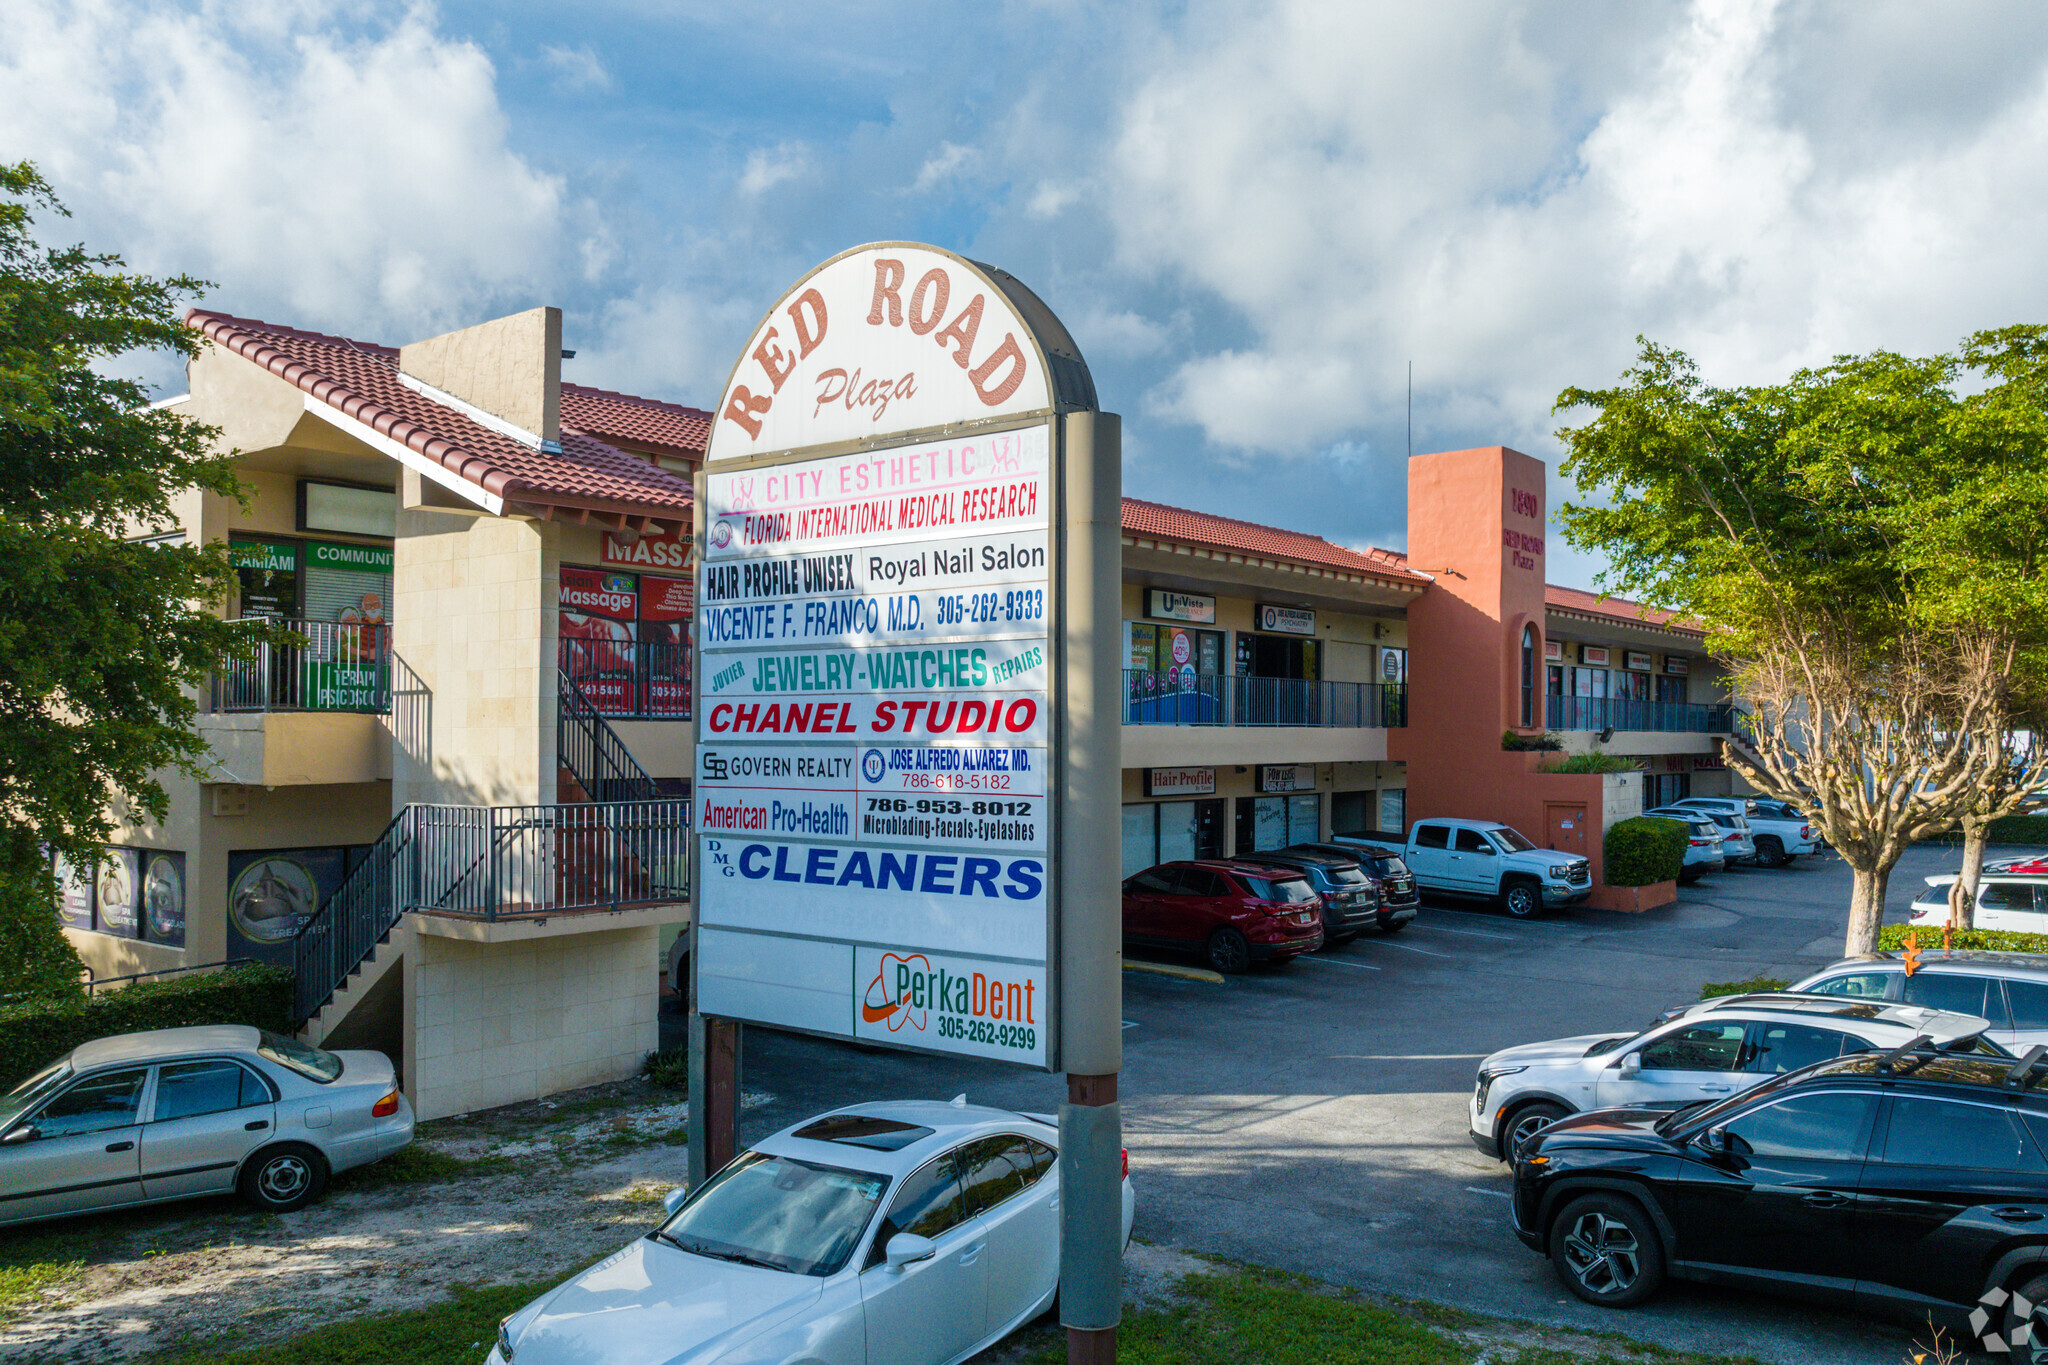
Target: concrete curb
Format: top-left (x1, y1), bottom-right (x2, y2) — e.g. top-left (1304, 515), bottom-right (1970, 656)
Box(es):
top-left (1123, 959), bottom-right (1226, 985)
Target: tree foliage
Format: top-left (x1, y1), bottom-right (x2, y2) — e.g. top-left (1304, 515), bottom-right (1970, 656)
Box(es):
top-left (0, 162), bottom-right (255, 998)
top-left (1555, 332), bottom-right (2048, 953)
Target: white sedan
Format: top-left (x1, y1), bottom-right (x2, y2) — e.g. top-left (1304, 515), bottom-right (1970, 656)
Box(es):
top-left (489, 1099), bottom-right (1136, 1365)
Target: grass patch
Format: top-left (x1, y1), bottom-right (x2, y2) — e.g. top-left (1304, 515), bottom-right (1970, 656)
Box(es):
top-left (1700, 976), bottom-right (1790, 999)
top-left (143, 1280), bottom-right (554, 1365)
top-left (1014, 1262), bottom-right (1766, 1365)
top-left (0, 1202), bottom-right (259, 1321)
top-left (330, 1145), bottom-right (511, 1191)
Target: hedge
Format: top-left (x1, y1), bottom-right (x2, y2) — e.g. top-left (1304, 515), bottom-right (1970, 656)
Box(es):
top-left (1606, 815), bottom-right (1689, 887)
top-left (0, 963), bottom-right (293, 1091)
top-left (1877, 924), bottom-right (2048, 955)
top-left (1918, 815), bottom-right (2048, 847)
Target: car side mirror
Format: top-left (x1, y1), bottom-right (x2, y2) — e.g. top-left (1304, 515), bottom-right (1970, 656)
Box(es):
top-left (1617, 1053), bottom-right (1641, 1079)
top-left (662, 1187), bottom-right (687, 1216)
top-left (1, 1125), bottom-right (36, 1146)
top-left (885, 1233), bottom-right (937, 1272)
top-left (1477, 846), bottom-right (1496, 856)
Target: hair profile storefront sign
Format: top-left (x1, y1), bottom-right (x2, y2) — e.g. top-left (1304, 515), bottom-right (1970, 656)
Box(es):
top-left (696, 243), bottom-right (1106, 1073)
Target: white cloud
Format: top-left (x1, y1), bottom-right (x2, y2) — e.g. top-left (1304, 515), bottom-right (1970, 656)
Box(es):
top-left (1104, 0), bottom-right (2048, 460)
top-left (0, 0), bottom-right (580, 343)
top-left (540, 43), bottom-right (612, 92)
top-left (737, 142), bottom-right (811, 196)
top-left (911, 141), bottom-right (975, 193)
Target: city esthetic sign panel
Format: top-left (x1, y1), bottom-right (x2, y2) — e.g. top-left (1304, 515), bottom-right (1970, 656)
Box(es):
top-left (695, 273), bottom-right (1065, 1067)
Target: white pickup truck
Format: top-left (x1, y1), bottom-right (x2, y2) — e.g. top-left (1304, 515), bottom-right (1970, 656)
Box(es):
top-left (1671, 797), bottom-right (1818, 867)
top-left (1401, 818), bottom-right (1593, 918)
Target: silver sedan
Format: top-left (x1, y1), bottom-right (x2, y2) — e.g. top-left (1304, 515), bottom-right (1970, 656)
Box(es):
top-left (0, 1024), bottom-right (413, 1227)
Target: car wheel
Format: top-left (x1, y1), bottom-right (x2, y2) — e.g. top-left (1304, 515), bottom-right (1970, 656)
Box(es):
top-left (1502, 879), bottom-right (1542, 919)
top-left (1550, 1193), bottom-right (1665, 1308)
top-left (1753, 836), bottom-right (1788, 868)
top-left (240, 1143), bottom-right (328, 1213)
top-left (1205, 928), bottom-right (1252, 975)
top-left (1503, 1100), bottom-right (1569, 1158)
top-left (2003, 1272), bottom-right (2048, 1363)
top-left (1315, 907), bottom-right (1341, 949)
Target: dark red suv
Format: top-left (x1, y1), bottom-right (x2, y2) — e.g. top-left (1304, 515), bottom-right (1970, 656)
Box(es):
top-left (1121, 860), bottom-right (1325, 974)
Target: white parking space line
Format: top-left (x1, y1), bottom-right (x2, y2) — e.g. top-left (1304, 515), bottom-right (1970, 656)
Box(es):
top-left (1412, 922), bottom-right (1515, 940)
top-left (1299, 955), bottom-right (1382, 971)
top-left (1353, 937), bottom-right (1453, 957)
top-left (1466, 1187), bottom-right (1511, 1199)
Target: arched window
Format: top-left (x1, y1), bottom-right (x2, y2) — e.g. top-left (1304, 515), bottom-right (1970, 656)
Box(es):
top-left (1520, 625), bottom-right (1537, 727)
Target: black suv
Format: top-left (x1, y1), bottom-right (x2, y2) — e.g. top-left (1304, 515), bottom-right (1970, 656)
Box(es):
top-left (1230, 849), bottom-right (1379, 943)
top-left (1513, 1042), bottom-right (2048, 1352)
top-left (1287, 841), bottom-right (1420, 933)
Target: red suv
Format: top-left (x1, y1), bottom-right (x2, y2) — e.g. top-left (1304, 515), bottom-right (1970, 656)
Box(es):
top-left (1121, 860), bottom-right (1325, 974)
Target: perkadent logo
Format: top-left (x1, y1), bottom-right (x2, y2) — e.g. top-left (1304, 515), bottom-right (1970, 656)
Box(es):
top-left (861, 952), bottom-right (930, 1033)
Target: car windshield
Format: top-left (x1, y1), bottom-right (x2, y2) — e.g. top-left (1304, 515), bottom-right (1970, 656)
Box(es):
top-left (1489, 828), bottom-right (1536, 853)
top-left (0, 1061), bottom-right (72, 1131)
top-left (657, 1150), bottom-right (887, 1277)
top-left (1360, 855), bottom-right (1410, 878)
top-left (1323, 866), bottom-right (1370, 888)
top-left (257, 1031), bottom-right (343, 1084)
top-left (1245, 876), bottom-right (1318, 904)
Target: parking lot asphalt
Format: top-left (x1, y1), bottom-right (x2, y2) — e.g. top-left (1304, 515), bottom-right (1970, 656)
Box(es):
top-left (728, 841), bottom-right (1993, 1365)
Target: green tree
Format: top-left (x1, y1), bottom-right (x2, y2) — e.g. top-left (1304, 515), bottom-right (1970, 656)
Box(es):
top-left (0, 163), bottom-right (255, 998)
top-left (1553, 335), bottom-right (2048, 955)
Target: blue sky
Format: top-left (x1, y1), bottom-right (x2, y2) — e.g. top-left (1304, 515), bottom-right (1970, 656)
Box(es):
top-left (8, 1), bottom-right (2048, 590)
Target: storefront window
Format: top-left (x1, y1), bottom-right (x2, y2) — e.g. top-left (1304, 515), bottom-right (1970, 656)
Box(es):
top-left (1235, 794), bottom-right (1319, 854)
top-left (1520, 625), bottom-right (1537, 726)
top-left (1379, 788), bottom-right (1406, 836)
top-left (1122, 800), bottom-right (1225, 875)
top-left (560, 567), bottom-right (694, 718)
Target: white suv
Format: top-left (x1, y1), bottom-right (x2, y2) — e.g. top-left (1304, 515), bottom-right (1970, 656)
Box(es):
top-left (1908, 858), bottom-right (2048, 935)
top-left (1671, 797), bottom-right (1816, 868)
top-left (1468, 994), bottom-right (1995, 1160)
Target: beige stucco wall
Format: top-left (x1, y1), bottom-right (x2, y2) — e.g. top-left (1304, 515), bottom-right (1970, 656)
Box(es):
top-left (399, 307), bottom-right (562, 443)
top-left (392, 510), bottom-right (558, 808)
top-left (403, 925), bottom-right (659, 1120)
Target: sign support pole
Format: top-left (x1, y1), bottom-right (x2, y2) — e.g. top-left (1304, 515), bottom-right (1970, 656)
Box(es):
top-left (686, 1012), bottom-right (742, 1189)
top-left (1057, 411), bottom-right (1124, 1363)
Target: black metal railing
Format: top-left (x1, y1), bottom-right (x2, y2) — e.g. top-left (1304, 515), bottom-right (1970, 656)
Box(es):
top-left (559, 669), bottom-right (660, 801)
top-left (1122, 670), bottom-right (1406, 728)
top-left (291, 800), bottom-right (692, 1024)
top-left (211, 618), bottom-right (392, 714)
top-left (558, 639), bottom-right (690, 720)
top-left (292, 807), bottom-right (414, 1024)
top-left (1544, 694), bottom-right (1734, 733)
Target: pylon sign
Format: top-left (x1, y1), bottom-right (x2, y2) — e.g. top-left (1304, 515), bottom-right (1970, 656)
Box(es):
top-left (694, 243), bottom-right (1098, 1071)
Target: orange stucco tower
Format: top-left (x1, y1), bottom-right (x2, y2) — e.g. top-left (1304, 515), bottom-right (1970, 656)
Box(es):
top-left (1391, 446), bottom-right (1611, 881)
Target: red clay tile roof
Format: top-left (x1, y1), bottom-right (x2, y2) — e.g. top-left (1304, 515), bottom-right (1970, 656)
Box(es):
top-left (1121, 497), bottom-right (1431, 585)
top-left (186, 311), bottom-right (694, 526)
top-left (562, 384), bottom-right (710, 458)
top-left (1545, 583), bottom-right (1703, 637)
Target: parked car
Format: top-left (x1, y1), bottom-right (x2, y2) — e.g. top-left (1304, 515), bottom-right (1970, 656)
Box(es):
top-left (1122, 860), bottom-right (1325, 973)
top-left (1512, 1042), bottom-right (2048, 1342)
top-left (0, 1025), bottom-right (412, 1227)
top-left (1671, 797), bottom-right (1815, 867)
top-left (1670, 806), bottom-right (1756, 864)
top-left (1470, 994), bottom-right (1996, 1160)
top-left (1401, 818), bottom-right (1591, 918)
top-left (1231, 848), bottom-right (1380, 944)
top-left (488, 1100), bottom-right (1136, 1365)
top-left (1640, 808), bottom-right (1727, 883)
top-left (1291, 840), bottom-right (1421, 932)
top-left (1794, 951), bottom-right (2048, 1051)
top-left (1909, 858), bottom-right (2048, 933)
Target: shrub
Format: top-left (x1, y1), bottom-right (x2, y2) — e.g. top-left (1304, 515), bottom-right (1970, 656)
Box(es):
top-left (1878, 924), bottom-right (2048, 954)
top-left (0, 963), bottom-right (293, 1090)
top-left (1538, 752), bottom-right (1643, 774)
top-left (1501, 730), bottom-right (1564, 752)
top-left (642, 1046), bottom-right (689, 1090)
top-left (1605, 816), bottom-right (1688, 887)
top-left (1702, 975), bottom-right (1791, 998)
